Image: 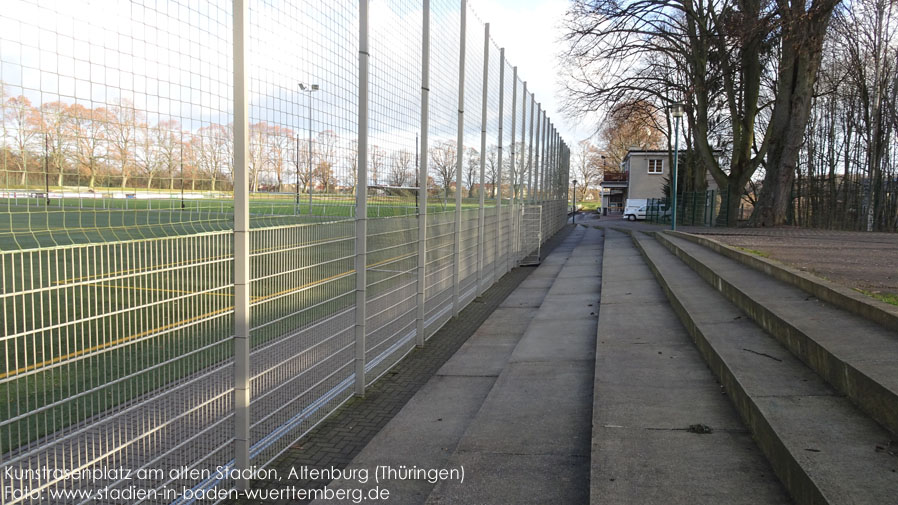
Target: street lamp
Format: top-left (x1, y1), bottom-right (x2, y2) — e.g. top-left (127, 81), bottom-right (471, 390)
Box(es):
top-left (572, 179), bottom-right (578, 224)
top-left (298, 82), bottom-right (319, 215)
top-left (600, 155), bottom-right (606, 216)
top-left (669, 102), bottom-right (685, 231)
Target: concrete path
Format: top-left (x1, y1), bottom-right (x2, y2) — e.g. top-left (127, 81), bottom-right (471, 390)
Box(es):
top-left (313, 225), bottom-right (601, 504)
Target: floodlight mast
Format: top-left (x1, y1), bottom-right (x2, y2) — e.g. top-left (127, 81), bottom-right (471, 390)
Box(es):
top-left (298, 82), bottom-right (320, 214)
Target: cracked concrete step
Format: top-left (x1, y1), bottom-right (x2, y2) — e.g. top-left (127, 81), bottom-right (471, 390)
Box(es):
top-left (655, 232), bottom-right (898, 436)
top-left (591, 230), bottom-right (790, 505)
top-left (633, 231), bottom-right (898, 505)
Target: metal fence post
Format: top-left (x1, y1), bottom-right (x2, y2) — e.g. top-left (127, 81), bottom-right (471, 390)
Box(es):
top-left (540, 111), bottom-right (546, 202)
top-left (527, 93), bottom-right (534, 202)
top-left (452, 0), bottom-right (466, 318)
top-left (477, 23), bottom-right (488, 295)
top-left (507, 65), bottom-right (516, 274)
top-left (519, 81), bottom-right (527, 262)
top-left (416, 0), bottom-right (430, 347)
top-left (534, 104), bottom-right (541, 202)
top-left (495, 48), bottom-right (505, 280)
top-left (232, 0), bottom-right (251, 489)
top-left (355, 0), bottom-right (369, 396)
top-left (540, 115), bottom-right (551, 202)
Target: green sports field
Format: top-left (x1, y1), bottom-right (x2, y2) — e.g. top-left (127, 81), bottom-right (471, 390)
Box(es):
top-left (0, 194), bottom-right (487, 454)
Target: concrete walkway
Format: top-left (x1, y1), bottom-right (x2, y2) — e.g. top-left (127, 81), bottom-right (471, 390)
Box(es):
top-left (313, 225), bottom-right (602, 504)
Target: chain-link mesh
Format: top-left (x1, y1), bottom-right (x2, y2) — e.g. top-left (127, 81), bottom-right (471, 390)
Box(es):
top-left (0, 1), bottom-right (570, 503)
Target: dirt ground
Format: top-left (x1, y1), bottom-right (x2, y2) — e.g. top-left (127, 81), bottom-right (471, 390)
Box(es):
top-left (586, 213), bottom-right (898, 297)
top-left (687, 227), bottom-right (898, 296)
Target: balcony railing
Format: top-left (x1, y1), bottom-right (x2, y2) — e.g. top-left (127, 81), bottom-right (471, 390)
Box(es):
top-left (602, 171), bottom-right (628, 183)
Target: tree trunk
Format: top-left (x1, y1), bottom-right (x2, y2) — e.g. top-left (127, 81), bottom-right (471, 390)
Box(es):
top-left (121, 161), bottom-right (129, 189)
top-left (749, 0), bottom-right (839, 227)
top-left (19, 151), bottom-right (28, 186)
top-left (716, 183), bottom-right (743, 227)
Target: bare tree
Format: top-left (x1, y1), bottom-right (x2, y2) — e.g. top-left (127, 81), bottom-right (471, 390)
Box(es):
top-left (430, 140), bottom-right (457, 200)
top-left (68, 104), bottom-right (107, 189)
top-left (599, 99), bottom-right (664, 167)
top-left (485, 145), bottom-right (498, 198)
top-left (389, 148), bottom-right (413, 187)
top-left (315, 130), bottom-right (338, 193)
top-left (370, 144), bottom-right (385, 187)
top-left (563, 0), bottom-right (840, 226)
top-left (194, 123), bottom-right (231, 192)
top-left (4, 95), bottom-right (40, 186)
top-left (573, 139), bottom-right (602, 201)
top-left (37, 102), bottom-right (73, 187)
top-left (465, 147), bottom-right (479, 198)
top-left (347, 139), bottom-right (359, 194)
top-left (750, 0), bottom-right (843, 226)
top-left (105, 98), bottom-right (141, 189)
top-left (135, 121), bottom-right (161, 189)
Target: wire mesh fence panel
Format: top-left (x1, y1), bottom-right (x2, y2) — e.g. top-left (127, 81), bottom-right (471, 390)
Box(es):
top-left (246, 0), bottom-right (359, 223)
top-left (645, 191), bottom-right (727, 227)
top-left (427, 0), bottom-right (461, 210)
top-left (423, 210), bottom-right (455, 339)
top-left (247, 220), bottom-right (357, 467)
top-left (0, 1), bottom-right (571, 503)
top-left (0, 0), bottom-right (236, 252)
top-left (458, 208), bottom-right (479, 306)
top-left (483, 39), bottom-right (501, 211)
top-left (461, 5), bottom-right (483, 206)
top-left (1, 232), bottom-right (236, 503)
top-left (363, 0), bottom-right (422, 382)
top-left (481, 205), bottom-right (497, 286)
top-left (521, 204), bottom-right (542, 265)
top-left (364, 215), bottom-right (418, 383)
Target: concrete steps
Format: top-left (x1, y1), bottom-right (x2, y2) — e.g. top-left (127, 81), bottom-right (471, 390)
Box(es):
top-left (591, 230), bottom-right (791, 505)
top-left (655, 231), bottom-right (898, 436)
top-left (631, 231), bottom-right (898, 505)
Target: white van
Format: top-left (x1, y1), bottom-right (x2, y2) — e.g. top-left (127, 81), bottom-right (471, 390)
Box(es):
top-left (623, 199), bottom-right (648, 221)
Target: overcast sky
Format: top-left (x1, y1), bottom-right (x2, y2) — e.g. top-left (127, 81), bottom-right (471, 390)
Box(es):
top-left (475, 0), bottom-right (597, 146)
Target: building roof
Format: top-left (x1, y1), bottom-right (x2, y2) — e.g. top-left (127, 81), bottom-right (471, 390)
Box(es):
top-left (622, 148), bottom-right (722, 162)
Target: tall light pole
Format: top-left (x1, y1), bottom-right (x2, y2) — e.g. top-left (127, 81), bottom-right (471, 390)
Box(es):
top-left (669, 102), bottom-right (684, 231)
top-left (299, 82), bottom-right (319, 215)
top-left (600, 155), bottom-right (606, 215)
top-left (572, 179), bottom-right (577, 224)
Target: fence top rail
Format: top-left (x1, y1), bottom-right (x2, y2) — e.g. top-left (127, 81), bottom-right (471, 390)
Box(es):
top-left (0, 228), bottom-right (235, 257)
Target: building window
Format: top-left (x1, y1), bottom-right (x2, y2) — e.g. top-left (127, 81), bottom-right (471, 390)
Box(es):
top-left (648, 159), bottom-right (663, 174)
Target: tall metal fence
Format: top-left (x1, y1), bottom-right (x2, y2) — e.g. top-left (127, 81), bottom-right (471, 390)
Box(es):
top-left (0, 1), bottom-right (570, 503)
top-left (644, 190), bottom-right (730, 227)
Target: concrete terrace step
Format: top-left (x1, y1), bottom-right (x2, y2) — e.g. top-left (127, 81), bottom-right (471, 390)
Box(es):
top-left (668, 231), bottom-right (898, 334)
top-left (591, 229), bottom-right (790, 505)
top-left (656, 232), bottom-right (898, 436)
top-left (632, 231), bottom-right (898, 505)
